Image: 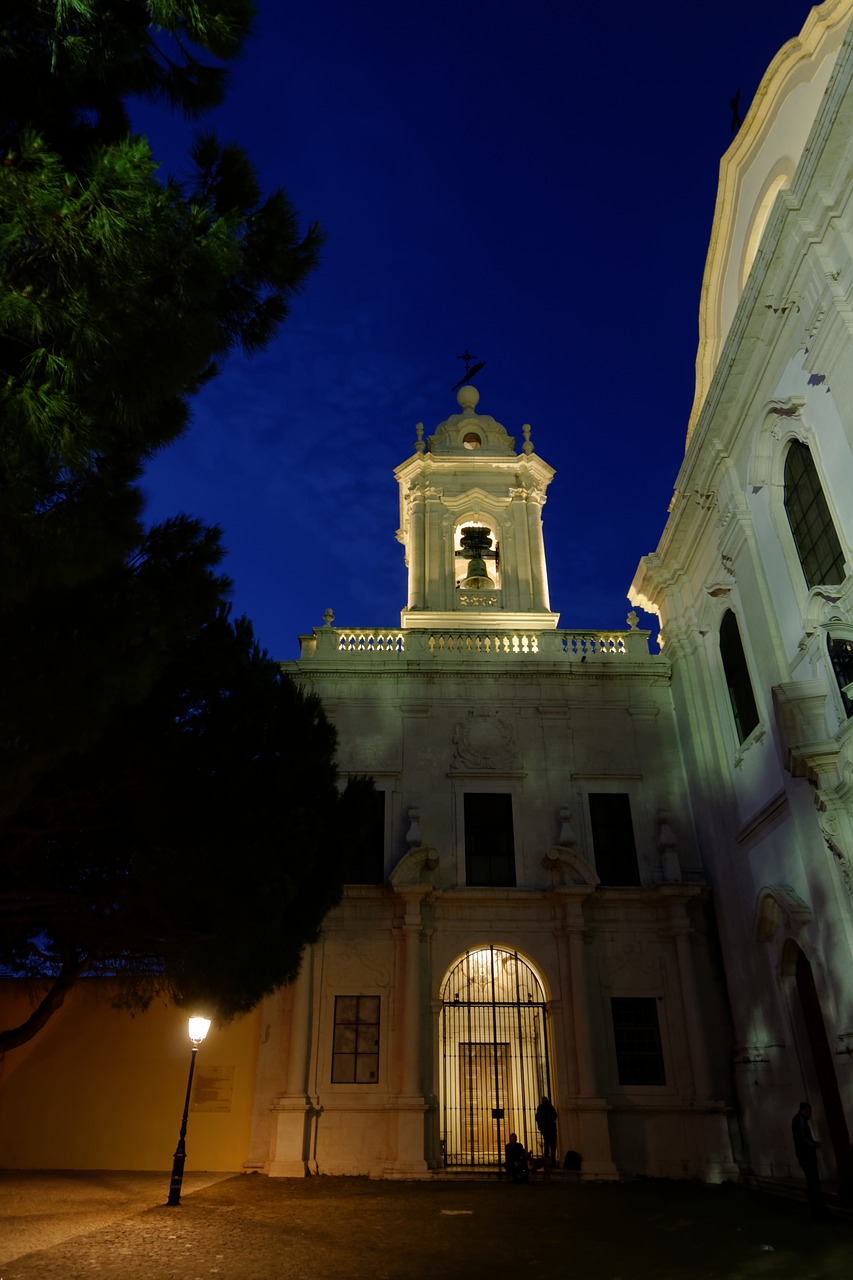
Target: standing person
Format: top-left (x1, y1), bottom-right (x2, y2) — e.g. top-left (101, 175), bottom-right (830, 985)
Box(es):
top-left (792, 1101), bottom-right (827, 1219)
top-left (535, 1096), bottom-right (558, 1164)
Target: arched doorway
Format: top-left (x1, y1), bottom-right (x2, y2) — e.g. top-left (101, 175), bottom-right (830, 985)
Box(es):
top-left (783, 940), bottom-right (852, 1196)
top-left (439, 945), bottom-right (551, 1168)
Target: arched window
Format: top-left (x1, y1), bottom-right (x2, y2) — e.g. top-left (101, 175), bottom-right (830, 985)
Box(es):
top-left (719, 610), bottom-right (759, 743)
top-left (784, 441), bottom-right (845, 589)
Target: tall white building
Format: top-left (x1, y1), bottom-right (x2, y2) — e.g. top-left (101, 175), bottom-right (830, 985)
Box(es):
top-left (631, 0), bottom-right (853, 1192)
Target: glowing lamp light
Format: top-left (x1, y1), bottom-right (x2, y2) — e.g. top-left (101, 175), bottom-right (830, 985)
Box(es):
top-left (188, 1016), bottom-right (211, 1046)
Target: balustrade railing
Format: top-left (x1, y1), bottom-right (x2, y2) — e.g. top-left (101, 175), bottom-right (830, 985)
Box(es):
top-left (297, 625), bottom-right (653, 661)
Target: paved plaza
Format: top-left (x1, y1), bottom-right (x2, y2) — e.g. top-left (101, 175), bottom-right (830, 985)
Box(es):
top-left (0, 1171), bottom-right (850, 1279)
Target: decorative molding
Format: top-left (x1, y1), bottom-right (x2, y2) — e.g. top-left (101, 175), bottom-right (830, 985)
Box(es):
top-left (736, 790), bottom-right (790, 848)
top-left (389, 846), bottom-right (439, 887)
top-left (542, 845), bottom-right (599, 887)
top-left (772, 679), bottom-right (833, 777)
top-left (803, 575), bottom-right (853, 633)
top-left (405, 808), bottom-right (424, 848)
top-left (451, 710), bottom-right (518, 771)
top-left (704, 552), bottom-right (737, 598)
top-left (747, 397), bottom-right (806, 488)
top-left (457, 593), bottom-right (499, 607)
top-left (657, 810), bottom-right (682, 883)
top-left (753, 884), bottom-right (813, 943)
top-left (556, 806), bottom-right (577, 848)
top-left (447, 770), bottom-right (527, 780)
top-left (817, 806), bottom-right (853, 899)
top-left (570, 773), bottom-right (643, 782)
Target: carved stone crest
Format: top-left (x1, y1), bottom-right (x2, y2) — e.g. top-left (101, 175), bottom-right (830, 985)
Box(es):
top-left (451, 710), bottom-right (517, 770)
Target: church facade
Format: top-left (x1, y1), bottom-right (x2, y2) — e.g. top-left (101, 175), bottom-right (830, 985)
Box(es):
top-left (631, 0), bottom-right (853, 1191)
top-left (245, 0), bottom-right (853, 1185)
top-left (244, 385), bottom-right (737, 1180)
top-left (3, 1), bottom-right (853, 1192)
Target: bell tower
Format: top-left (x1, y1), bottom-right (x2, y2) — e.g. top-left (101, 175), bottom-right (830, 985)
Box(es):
top-left (394, 385), bottom-right (559, 630)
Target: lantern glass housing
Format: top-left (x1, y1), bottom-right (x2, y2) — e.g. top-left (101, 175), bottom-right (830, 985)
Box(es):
top-left (188, 1017), bottom-right (211, 1046)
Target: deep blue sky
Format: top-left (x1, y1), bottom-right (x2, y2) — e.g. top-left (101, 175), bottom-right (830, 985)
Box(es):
top-left (139, 0), bottom-right (817, 658)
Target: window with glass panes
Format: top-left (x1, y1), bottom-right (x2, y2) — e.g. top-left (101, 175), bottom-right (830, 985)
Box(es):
top-left (588, 793), bottom-right (640, 886)
top-left (344, 789), bottom-right (386, 884)
top-left (828, 635), bottom-right (853, 719)
top-left (464, 793), bottom-right (516, 886)
top-left (610, 997), bottom-right (666, 1086)
top-left (784, 441), bottom-right (845, 588)
top-left (331, 996), bottom-right (380, 1083)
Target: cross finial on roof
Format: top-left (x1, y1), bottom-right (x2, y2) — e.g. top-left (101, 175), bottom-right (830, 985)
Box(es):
top-left (452, 350), bottom-right (486, 392)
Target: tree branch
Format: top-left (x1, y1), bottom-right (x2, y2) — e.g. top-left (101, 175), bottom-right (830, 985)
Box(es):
top-left (0, 960), bottom-right (89, 1053)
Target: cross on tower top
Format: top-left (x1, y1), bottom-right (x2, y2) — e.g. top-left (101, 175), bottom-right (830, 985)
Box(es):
top-left (452, 350), bottom-right (486, 392)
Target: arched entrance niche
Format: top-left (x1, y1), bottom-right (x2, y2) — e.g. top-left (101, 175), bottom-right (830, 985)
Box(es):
top-left (439, 945), bottom-right (551, 1168)
top-left (781, 939), bottom-right (852, 1192)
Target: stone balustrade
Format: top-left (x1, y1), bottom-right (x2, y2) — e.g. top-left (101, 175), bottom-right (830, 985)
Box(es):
top-left (296, 626), bottom-right (654, 662)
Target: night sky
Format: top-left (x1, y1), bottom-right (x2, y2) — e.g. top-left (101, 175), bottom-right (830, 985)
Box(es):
top-left (138, 0), bottom-right (818, 658)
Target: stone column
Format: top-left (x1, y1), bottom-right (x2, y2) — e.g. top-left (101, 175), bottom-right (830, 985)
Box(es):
top-left (672, 910), bottom-right (715, 1100)
top-left (423, 495), bottom-right (445, 612)
top-left (565, 903), bottom-right (597, 1096)
top-left (387, 885), bottom-right (429, 1176)
top-left (508, 494), bottom-right (531, 610)
top-left (243, 990), bottom-right (289, 1173)
top-left (555, 923), bottom-right (579, 1097)
top-left (268, 948), bottom-right (318, 1177)
top-left (286, 953), bottom-right (313, 1097)
top-left (395, 886), bottom-right (428, 1096)
top-left (526, 491), bottom-right (549, 612)
top-left (557, 892), bottom-right (617, 1179)
top-left (407, 487), bottom-right (426, 610)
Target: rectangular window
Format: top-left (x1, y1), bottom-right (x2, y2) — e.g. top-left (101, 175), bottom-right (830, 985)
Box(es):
top-left (345, 789), bottom-right (386, 884)
top-left (331, 996), bottom-right (380, 1084)
top-left (611, 997), bottom-right (666, 1086)
top-left (588, 793), bottom-right (640, 886)
top-left (464, 793), bottom-right (516, 886)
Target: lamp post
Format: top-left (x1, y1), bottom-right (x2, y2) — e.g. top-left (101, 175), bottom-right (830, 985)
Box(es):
top-left (167, 1015), bottom-right (211, 1207)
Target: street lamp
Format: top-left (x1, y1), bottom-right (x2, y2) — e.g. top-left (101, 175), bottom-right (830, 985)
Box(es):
top-left (166, 1015), bottom-right (211, 1207)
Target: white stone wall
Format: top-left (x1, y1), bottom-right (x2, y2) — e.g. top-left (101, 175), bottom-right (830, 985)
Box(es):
top-left (251, 639), bottom-right (736, 1181)
top-left (632, 11), bottom-right (853, 1188)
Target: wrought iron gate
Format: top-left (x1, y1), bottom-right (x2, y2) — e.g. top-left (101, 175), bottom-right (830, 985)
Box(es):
top-left (440, 946), bottom-right (551, 1167)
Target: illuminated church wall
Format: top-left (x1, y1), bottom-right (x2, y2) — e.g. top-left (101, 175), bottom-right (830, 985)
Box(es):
top-left (632, 0), bottom-right (853, 1187)
top-left (243, 380), bottom-right (738, 1183)
top-left (689, 0), bottom-right (852, 443)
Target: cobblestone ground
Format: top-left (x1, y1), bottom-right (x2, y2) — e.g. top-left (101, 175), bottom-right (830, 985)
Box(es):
top-left (1, 1173), bottom-right (851, 1280)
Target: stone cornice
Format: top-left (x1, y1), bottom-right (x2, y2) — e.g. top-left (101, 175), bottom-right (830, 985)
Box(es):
top-left (689, 1), bottom-right (853, 443)
top-left (645, 24), bottom-right (853, 589)
top-left (287, 666), bottom-right (673, 687)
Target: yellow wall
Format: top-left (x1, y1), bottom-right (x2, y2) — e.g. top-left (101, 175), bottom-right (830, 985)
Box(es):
top-left (0, 981), bottom-right (260, 1171)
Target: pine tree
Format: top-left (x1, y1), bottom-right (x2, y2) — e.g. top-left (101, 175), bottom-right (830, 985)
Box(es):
top-left (0, 3), bottom-right (364, 1052)
top-left (1, 3), bottom-right (322, 481)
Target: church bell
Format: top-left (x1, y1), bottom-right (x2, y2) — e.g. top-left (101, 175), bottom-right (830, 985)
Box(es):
top-left (459, 526), bottom-right (495, 590)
